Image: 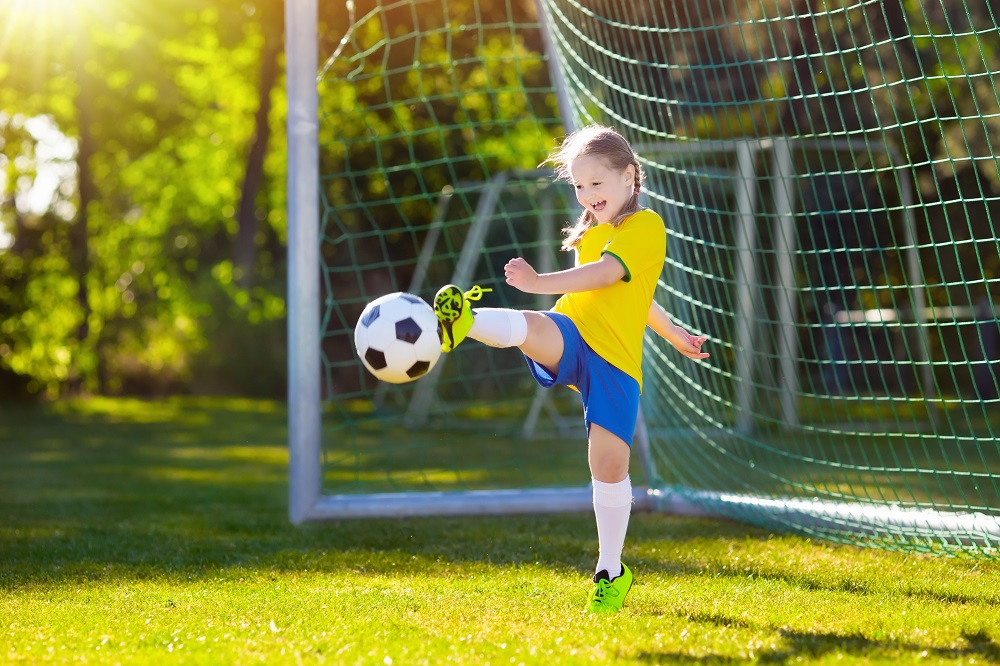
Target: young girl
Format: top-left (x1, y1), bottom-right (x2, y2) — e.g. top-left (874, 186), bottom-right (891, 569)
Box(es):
top-left (434, 124), bottom-right (709, 613)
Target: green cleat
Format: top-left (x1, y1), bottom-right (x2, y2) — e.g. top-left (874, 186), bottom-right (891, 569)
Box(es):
top-left (586, 563), bottom-right (633, 613)
top-left (433, 284), bottom-right (491, 352)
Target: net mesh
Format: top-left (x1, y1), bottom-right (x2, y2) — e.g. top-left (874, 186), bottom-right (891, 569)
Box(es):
top-left (318, 0), bottom-right (1000, 555)
top-left (318, 0), bottom-right (587, 494)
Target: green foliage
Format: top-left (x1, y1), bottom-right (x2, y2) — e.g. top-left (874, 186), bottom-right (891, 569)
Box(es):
top-left (0, 0), bottom-right (289, 396)
top-left (0, 250), bottom-right (79, 395)
top-left (0, 0), bottom-right (555, 397)
top-left (2, 0), bottom-right (999, 400)
top-left (190, 265), bottom-right (287, 397)
top-left (318, 0), bottom-right (557, 223)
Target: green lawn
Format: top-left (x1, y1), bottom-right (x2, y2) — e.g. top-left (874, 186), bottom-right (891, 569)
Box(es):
top-left (3, 398), bottom-right (1000, 665)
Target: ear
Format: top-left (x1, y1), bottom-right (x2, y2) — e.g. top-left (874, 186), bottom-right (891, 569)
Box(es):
top-left (623, 164), bottom-right (636, 186)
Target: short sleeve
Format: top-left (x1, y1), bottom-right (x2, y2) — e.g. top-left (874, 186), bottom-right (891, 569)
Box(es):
top-left (601, 211), bottom-right (666, 283)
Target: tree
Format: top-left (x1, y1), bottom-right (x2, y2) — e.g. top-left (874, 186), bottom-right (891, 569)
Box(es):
top-left (0, 0), bottom-right (290, 396)
top-left (234, 0), bottom-right (284, 290)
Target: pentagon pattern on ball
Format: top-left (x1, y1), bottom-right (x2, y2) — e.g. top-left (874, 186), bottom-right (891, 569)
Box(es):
top-left (360, 305), bottom-right (380, 328)
top-left (364, 348), bottom-right (387, 371)
top-left (407, 360), bottom-right (431, 379)
top-left (395, 317), bottom-right (422, 344)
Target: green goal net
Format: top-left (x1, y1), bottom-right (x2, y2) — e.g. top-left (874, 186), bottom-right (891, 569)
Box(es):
top-left (297, 0), bottom-right (1000, 555)
top-left (313, 0), bottom-right (588, 507)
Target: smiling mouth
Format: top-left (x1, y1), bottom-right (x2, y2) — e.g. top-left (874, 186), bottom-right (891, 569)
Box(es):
top-left (591, 201), bottom-right (607, 212)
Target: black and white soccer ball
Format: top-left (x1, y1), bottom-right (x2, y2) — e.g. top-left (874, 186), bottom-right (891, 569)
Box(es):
top-left (354, 292), bottom-right (442, 384)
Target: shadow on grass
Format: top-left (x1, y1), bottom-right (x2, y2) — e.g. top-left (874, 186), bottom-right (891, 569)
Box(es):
top-left (626, 545), bottom-right (1000, 607)
top-left (0, 398), bottom-right (612, 586)
top-left (3, 397), bottom-right (999, 617)
top-left (635, 628), bottom-right (1000, 664)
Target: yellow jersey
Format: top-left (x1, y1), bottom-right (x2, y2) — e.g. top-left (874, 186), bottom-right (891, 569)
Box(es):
top-left (552, 209), bottom-right (666, 391)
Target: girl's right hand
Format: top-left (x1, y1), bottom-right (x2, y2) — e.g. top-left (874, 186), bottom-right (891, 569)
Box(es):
top-left (504, 257), bottom-right (539, 293)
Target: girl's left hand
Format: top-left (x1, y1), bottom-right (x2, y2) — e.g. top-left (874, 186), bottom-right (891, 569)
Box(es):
top-left (505, 257), bottom-right (539, 293)
top-left (674, 330), bottom-right (710, 360)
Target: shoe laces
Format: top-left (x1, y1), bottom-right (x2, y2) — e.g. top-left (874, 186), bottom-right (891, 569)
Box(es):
top-left (464, 285), bottom-right (491, 302)
top-left (591, 578), bottom-right (619, 604)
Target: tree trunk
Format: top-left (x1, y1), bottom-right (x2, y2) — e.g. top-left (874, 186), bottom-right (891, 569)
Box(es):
top-left (234, 23), bottom-right (282, 290)
top-left (70, 38), bottom-right (96, 392)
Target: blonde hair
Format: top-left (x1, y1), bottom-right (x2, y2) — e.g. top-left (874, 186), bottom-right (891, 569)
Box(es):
top-left (541, 124), bottom-right (645, 251)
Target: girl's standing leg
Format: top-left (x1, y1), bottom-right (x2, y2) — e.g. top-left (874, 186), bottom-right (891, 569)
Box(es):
top-left (467, 303), bottom-right (634, 608)
top-left (474, 308), bottom-right (632, 580)
top-left (589, 424), bottom-right (632, 580)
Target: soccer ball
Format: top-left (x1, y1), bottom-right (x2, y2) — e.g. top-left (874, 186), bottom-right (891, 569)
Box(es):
top-left (354, 292), bottom-right (442, 384)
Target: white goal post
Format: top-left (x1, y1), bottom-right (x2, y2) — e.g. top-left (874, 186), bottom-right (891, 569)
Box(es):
top-left (286, 0), bottom-right (1000, 556)
top-left (285, 0), bottom-right (321, 524)
top-left (285, 0), bottom-right (660, 522)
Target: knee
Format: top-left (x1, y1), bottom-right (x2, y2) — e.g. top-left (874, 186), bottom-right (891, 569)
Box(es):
top-left (589, 447), bottom-right (630, 483)
top-left (588, 422), bottom-right (631, 482)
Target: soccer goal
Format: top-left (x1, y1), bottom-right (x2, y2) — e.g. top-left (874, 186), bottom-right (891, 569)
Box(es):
top-left (288, 0), bottom-right (1000, 557)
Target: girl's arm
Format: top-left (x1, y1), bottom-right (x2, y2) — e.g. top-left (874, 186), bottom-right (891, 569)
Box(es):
top-left (647, 301), bottom-right (710, 359)
top-left (504, 255), bottom-right (625, 295)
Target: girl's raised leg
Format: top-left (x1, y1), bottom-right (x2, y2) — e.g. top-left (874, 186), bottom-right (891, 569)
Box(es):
top-left (515, 311), bottom-right (564, 371)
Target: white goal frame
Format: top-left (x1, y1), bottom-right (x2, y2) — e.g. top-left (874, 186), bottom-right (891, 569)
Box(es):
top-left (286, 1), bottom-right (1000, 551)
top-left (285, 0), bottom-right (659, 522)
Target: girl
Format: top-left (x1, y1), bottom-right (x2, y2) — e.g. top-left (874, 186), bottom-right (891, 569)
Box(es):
top-left (434, 124), bottom-right (709, 613)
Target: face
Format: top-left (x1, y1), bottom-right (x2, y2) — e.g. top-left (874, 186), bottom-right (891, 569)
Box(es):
top-left (569, 154), bottom-right (635, 224)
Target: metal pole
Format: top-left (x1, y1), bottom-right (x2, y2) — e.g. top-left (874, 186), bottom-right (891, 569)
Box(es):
top-left (534, 0), bottom-right (577, 132)
top-left (771, 138), bottom-right (800, 429)
top-left (406, 171), bottom-right (550, 425)
top-left (898, 166), bottom-right (934, 407)
top-left (733, 141), bottom-right (761, 433)
top-left (404, 174), bottom-right (509, 424)
top-left (286, 0), bottom-right (321, 524)
top-left (524, 187), bottom-right (561, 439)
top-left (373, 186), bottom-right (457, 409)
top-left (408, 186), bottom-right (455, 295)
top-left (633, 404), bottom-right (659, 486)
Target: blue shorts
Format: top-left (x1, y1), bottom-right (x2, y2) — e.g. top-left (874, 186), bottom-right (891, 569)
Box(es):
top-left (523, 312), bottom-right (640, 446)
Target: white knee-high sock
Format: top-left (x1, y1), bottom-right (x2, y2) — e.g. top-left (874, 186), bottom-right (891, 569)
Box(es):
top-left (592, 476), bottom-right (633, 579)
top-left (468, 308), bottom-right (528, 348)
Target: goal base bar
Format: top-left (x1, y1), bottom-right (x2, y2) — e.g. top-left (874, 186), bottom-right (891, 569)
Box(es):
top-left (295, 485), bottom-right (998, 551)
top-left (297, 486), bottom-right (657, 521)
top-left (651, 487), bottom-right (1000, 548)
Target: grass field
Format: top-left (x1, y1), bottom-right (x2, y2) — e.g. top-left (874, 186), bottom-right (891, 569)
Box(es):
top-left (3, 398), bottom-right (1000, 665)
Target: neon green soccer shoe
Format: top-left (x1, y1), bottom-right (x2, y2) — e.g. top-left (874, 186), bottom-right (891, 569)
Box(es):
top-left (433, 284), bottom-right (491, 352)
top-left (586, 563), bottom-right (633, 613)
